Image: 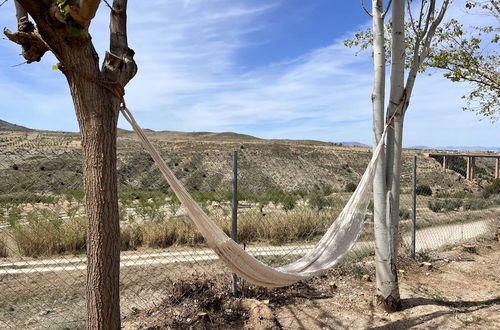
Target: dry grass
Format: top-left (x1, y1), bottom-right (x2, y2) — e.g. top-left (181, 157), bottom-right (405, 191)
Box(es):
top-left (3, 205), bottom-right (340, 257)
top-left (11, 209), bottom-right (86, 257)
top-left (237, 207), bottom-right (338, 244)
top-left (120, 206), bottom-right (339, 250)
top-left (3, 192), bottom-right (500, 258)
top-left (0, 237), bottom-right (7, 258)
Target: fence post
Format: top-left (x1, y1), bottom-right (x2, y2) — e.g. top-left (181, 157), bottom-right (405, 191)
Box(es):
top-left (231, 150), bottom-right (238, 295)
top-left (411, 155), bottom-right (417, 259)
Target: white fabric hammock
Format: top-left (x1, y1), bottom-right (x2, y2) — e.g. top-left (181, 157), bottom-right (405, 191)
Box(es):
top-left (120, 107), bottom-right (387, 287)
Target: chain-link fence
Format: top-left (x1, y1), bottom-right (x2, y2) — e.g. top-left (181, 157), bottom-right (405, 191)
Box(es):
top-left (0, 131), bottom-right (499, 328)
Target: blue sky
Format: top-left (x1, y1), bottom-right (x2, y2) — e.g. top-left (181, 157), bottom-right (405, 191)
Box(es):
top-left (0, 0), bottom-right (498, 148)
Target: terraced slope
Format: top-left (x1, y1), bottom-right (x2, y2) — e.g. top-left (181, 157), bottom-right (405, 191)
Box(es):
top-left (0, 129), bottom-right (496, 194)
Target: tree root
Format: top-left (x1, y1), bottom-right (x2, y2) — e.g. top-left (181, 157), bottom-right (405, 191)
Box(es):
top-left (229, 298), bottom-right (281, 330)
top-left (376, 294), bottom-right (402, 313)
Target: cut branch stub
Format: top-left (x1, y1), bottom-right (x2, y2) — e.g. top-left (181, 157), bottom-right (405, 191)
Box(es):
top-left (102, 51), bottom-right (137, 88)
top-left (4, 27), bottom-right (49, 63)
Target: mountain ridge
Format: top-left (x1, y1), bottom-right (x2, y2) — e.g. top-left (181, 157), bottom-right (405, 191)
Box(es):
top-left (2, 119), bottom-right (498, 152)
top-left (0, 120), bottom-right (33, 132)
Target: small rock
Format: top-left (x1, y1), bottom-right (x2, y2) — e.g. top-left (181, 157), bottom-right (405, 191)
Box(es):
top-left (262, 300), bottom-right (270, 305)
top-left (39, 310), bottom-right (52, 316)
top-left (462, 245), bottom-right (477, 254)
top-left (362, 274), bottom-right (371, 282)
top-left (328, 281), bottom-right (337, 289)
top-left (420, 261), bottom-right (433, 270)
top-left (398, 269), bottom-right (405, 274)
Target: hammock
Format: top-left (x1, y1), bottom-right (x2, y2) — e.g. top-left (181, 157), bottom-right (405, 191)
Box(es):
top-left (120, 107), bottom-right (387, 287)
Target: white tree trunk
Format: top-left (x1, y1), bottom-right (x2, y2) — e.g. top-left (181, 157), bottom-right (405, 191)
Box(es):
top-left (370, 0), bottom-right (450, 312)
top-left (371, 0), bottom-right (396, 309)
top-left (378, 0), bottom-right (406, 311)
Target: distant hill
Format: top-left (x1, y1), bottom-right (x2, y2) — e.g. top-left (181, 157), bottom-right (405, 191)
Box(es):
top-left (0, 120), bottom-right (33, 132)
top-left (144, 130), bottom-right (263, 142)
top-left (339, 141), bottom-right (370, 148)
top-left (2, 119), bottom-right (498, 152)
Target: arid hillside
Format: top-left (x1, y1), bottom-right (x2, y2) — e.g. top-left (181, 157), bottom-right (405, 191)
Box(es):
top-left (0, 128), bottom-right (496, 194)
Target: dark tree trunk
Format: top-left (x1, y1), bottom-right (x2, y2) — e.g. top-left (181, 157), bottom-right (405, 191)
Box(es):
top-left (64, 50), bottom-right (122, 329)
top-left (6, 1), bottom-right (136, 327)
top-left (81, 108), bottom-right (121, 329)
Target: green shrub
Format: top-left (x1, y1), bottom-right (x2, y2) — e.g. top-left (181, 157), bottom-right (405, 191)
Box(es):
top-left (192, 190), bottom-right (231, 203)
top-left (0, 238), bottom-right (7, 258)
top-left (483, 178), bottom-right (500, 198)
top-left (448, 157), bottom-right (467, 176)
top-left (399, 207), bottom-right (411, 220)
top-left (282, 194), bottom-right (297, 211)
top-left (2, 205), bottom-right (22, 227)
top-left (63, 190), bottom-right (85, 203)
top-left (0, 192), bottom-right (58, 205)
top-left (322, 185), bottom-right (333, 196)
top-left (462, 198), bottom-right (493, 211)
top-left (308, 191), bottom-right (328, 210)
top-left (135, 194), bottom-right (167, 222)
top-left (428, 198), bottom-right (462, 213)
top-left (345, 182), bottom-right (357, 193)
top-left (434, 190), bottom-right (470, 199)
top-left (416, 184), bottom-right (432, 196)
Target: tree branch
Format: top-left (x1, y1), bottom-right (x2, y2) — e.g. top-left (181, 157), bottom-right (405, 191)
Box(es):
top-left (14, 0), bottom-right (34, 32)
top-left (361, 0), bottom-right (373, 17)
top-left (403, 0), bottom-right (451, 115)
top-left (109, 0), bottom-right (128, 55)
top-left (68, 0), bottom-right (101, 27)
top-left (4, 27), bottom-right (49, 63)
top-left (382, 0), bottom-right (392, 18)
top-left (102, 0), bottom-right (113, 11)
top-left (102, 0), bottom-right (136, 87)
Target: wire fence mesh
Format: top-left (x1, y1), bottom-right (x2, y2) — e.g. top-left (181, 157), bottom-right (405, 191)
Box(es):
top-left (0, 131), bottom-right (499, 328)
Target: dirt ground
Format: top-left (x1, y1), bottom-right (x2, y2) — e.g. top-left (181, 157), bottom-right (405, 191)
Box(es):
top-left (123, 236), bottom-right (500, 329)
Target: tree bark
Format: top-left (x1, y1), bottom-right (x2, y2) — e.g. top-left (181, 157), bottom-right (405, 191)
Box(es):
top-left (72, 78), bottom-right (121, 330)
top-left (378, 0), bottom-right (406, 312)
top-left (59, 41), bottom-right (123, 329)
top-left (367, 0), bottom-right (450, 313)
top-left (6, 1), bottom-right (136, 328)
top-left (371, 0), bottom-right (397, 312)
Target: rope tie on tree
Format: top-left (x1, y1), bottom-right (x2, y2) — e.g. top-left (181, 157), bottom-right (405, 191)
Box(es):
top-left (65, 68), bottom-right (127, 108)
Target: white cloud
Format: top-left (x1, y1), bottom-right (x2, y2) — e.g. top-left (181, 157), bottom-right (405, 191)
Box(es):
top-left (0, 0), bottom-right (498, 147)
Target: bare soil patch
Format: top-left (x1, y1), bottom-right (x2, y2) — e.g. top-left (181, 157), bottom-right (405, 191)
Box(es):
top-left (123, 237), bottom-right (500, 329)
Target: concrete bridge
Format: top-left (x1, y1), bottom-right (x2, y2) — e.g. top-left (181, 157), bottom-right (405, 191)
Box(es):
top-left (427, 152), bottom-right (500, 180)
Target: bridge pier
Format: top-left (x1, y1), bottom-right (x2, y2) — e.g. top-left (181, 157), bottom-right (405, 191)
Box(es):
top-left (466, 156), bottom-right (475, 180)
top-left (428, 152), bottom-right (499, 181)
top-left (496, 157), bottom-right (500, 179)
top-left (442, 155), bottom-right (448, 169)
